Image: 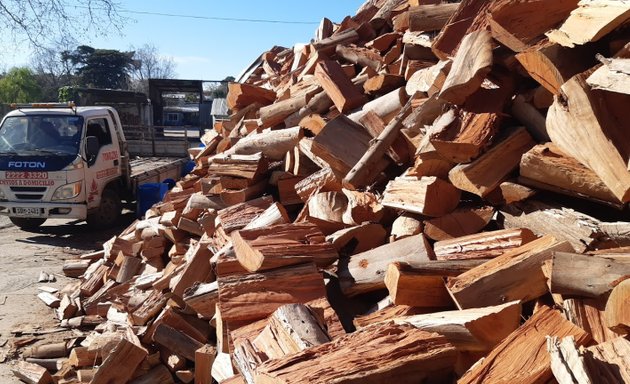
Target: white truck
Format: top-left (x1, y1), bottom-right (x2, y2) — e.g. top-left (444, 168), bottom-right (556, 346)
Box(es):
top-left (0, 103), bottom-right (189, 229)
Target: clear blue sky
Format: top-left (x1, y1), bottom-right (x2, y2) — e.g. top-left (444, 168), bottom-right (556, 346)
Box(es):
top-left (2, 1), bottom-right (366, 81)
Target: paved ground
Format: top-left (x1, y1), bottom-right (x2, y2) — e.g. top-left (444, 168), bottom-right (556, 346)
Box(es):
top-left (0, 213), bottom-right (135, 382)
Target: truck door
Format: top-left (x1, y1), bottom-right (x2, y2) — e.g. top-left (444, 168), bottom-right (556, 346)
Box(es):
top-left (84, 116), bottom-right (122, 210)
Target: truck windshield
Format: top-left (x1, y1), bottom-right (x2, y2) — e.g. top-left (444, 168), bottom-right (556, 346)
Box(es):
top-left (0, 115), bottom-right (84, 155)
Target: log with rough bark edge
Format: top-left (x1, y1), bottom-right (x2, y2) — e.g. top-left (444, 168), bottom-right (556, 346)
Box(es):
top-left (312, 28), bottom-right (360, 56)
top-left (359, 111), bottom-right (409, 165)
top-left (406, 60), bottom-right (451, 96)
top-left (305, 191), bottom-right (347, 234)
top-left (217, 262), bottom-right (326, 324)
top-left (90, 338), bottom-right (148, 384)
top-left (409, 3), bottom-right (459, 32)
top-left (488, 0), bottom-right (578, 52)
top-left (584, 337), bottom-right (630, 383)
top-left (195, 345), bottom-right (215, 384)
top-left (546, 0), bottom-right (630, 47)
top-left (183, 281), bottom-right (218, 319)
top-left (354, 304), bottom-right (430, 328)
top-left (338, 233), bottom-right (435, 297)
top-left (294, 167), bottom-right (341, 202)
top-left (216, 196), bottom-right (274, 234)
top-left (448, 235), bottom-right (574, 309)
top-left (587, 57), bottom-right (630, 95)
top-left (130, 365), bottom-right (174, 384)
top-left (12, 361), bottom-right (53, 384)
top-left (515, 41), bottom-right (598, 94)
top-left (500, 200), bottom-right (630, 253)
top-left (221, 126), bottom-right (302, 161)
top-left (232, 223), bottom-right (338, 272)
top-left (423, 206), bottom-right (494, 241)
top-left (255, 324), bottom-right (456, 384)
top-left (258, 94), bottom-right (310, 129)
top-left (563, 298), bottom-right (617, 344)
top-left (605, 278), bottom-right (630, 334)
top-left (227, 83), bottom-right (276, 111)
top-left (394, 301), bottom-right (521, 352)
top-left (326, 223), bottom-right (387, 255)
top-left (363, 74), bottom-right (405, 95)
top-left (550, 252), bottom-right (630, 299)
top-left (251, 303), bottom-right (331, 360)
top-left (154, 323), bottom-right (204, 361)
top-left (343, 96), bottom-right (414, 189)
top-left (547, 73), bottom-right (630, 202)
top-left (459, 306), bottom-right (591, 384)
top-left (448, 126), bottom-right (535, 197)
top-left (547, 336), bottom-right (594, 384)
top-left (519, 143), bottom-right (621, 207)
top-left (80, 263), bottom-right (108, 297)
top-left (336, 44), bottom-right (383, 71)
top-left (208, 153), bottom-right (269, 181)
top-left (438, 30), bottom-right (492, 105)
top-left (385, 260), bottom-right (485, 307)
top-left (381, 176), bottom-right (461, 217)
top-left (434, 228), bottom-right (537, 261)
top-left (314, 60), bottom-right (367, 113)
top-left (310, 114), bottom-right (384, 177)
top-left (342, 189), bottom-right (384, 225)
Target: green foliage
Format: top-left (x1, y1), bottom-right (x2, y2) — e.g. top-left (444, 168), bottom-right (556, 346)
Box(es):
top-left (0, 67), bottom-right (42, 103)
top-left (205, 76), bottom-right (235, 99)
top-left (61, 45), bottom-right (135, 89)
top-left (57, 86), bottom-right (80, 103)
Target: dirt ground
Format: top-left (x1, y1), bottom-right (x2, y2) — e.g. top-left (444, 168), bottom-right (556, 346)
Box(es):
top-left (0, 213), bottom-right (135, 382)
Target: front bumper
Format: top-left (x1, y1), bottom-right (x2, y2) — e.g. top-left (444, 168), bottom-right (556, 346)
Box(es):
top-left (0, 201), bottom-right (87, 220)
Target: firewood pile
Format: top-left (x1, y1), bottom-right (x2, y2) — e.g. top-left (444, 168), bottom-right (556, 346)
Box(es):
top-left (13, 0), bottom-right (630, 383)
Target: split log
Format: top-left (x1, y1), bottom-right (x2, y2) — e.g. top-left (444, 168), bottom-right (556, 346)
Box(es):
top-left (459, 306), bottom-right (591, 384)
top-left (423, 206), bottom-right (494, 241)
top-left (587, 56), bottom-right (630, 95)
top-left (385, 260), bottom-right (485, 307)
top-left (314, 60), bottom-right (367, 113)
top-left (232, 223), bottom-right (338, 272)
top-left (170, 241), bottom-right (214, 298)
top-left (500, 200), bottom-right (630, 253)
top-left (488, 0), bottom-right (579, 52)
top-left (130, 365), bottom-right (174, 384)
top-left (338, 233), bottom-right (435, 297)
top-left (208, 153), bottom-right (269, 181)
top-left (409, 3), bottom-right (460, 32)
top-left (294, 167), bottom-right (341, 202)
top-left (547, 336), bottom-right (594, 384)
top-left (217, 262), bottom-right (326, 325)
top-left (510, 94), bottom-right (549, 142)
top-left (547, 72), bottom-right (630, 202)
top-left (217, 196), bottom-right (274, 234)
top-left (154, 324), bottom-right (204, 361)
top-left (438, 30), bottom-right (493, 105)
top-left (434, 228), bottom-right (537, 261)
top-left (183, 281), bottom-right (218, 319)
top-left (258, 94), bottom-right (309, 129)
top-left (255, 324), bottom-right (456, 384)
top-left (221, 127), bottom-right (302, 161)
top-left (448, 127), bottom-right (535, 197)
top-left (389, 214), bottom-right (422, 242)
top-left (335, 44), bottom-right (383, 71)
top-left (584, 337), bottom-right (630, 383)
top-left (363, 74), bottom-right (405, 95)
top-left (195, 345), bottom-right (216, 384)
top-left (311, 28), bottom-right (360, 56)
top-left (519, 143), bottom-right (621, 207)
top-left (349, 86), bottom-right (409, 124)
top-left (62, 260), bottom-right (90, 278)
top-left (326, 223), bottom-right (388, 255)
top-left (393, 301), bottom-right (522, 351)
top-left (485, 181), bottom-right (537, 206)
top-left (447, 235), bottom-right (574, 309)
top-left (605, 278), bottom-right (630, 334)
top-left (37, 292), bottom-right (60, 308)
top-left (12, 361), bottom-right (53, 384)
top-left (562, 298), bottom-right (618, 344)
top-left (381, 176), bottom-right (460, 217)
top-left (90, 338), bottom-right (148, 384)
top-left (227, 83), bottom-right (276, 111)
top-left (546, 0), bottom-right (630, 47)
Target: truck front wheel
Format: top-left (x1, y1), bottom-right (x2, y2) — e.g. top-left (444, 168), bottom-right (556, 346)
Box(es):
top-left (10, 217), bottom-right (46, 230)
top-left (87, 188), bottom-right (121, 228)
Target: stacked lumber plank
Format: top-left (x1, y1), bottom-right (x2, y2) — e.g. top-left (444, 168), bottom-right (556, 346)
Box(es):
top-left (14, 0), bottom-right (630, 382)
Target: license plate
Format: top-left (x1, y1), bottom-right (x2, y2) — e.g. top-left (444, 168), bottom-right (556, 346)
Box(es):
top-left (14, 207), bottom-right (43, 217)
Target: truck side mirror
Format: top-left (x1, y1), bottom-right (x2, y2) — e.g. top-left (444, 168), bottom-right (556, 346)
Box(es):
top-left (85, 136), bottom-right (99, 164)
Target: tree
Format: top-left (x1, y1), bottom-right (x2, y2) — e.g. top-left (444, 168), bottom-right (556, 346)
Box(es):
top-left (61, 45), bottom-right (135, 89)
top-left (0, 67), bottom-right (42, 103)
top-left (0, 0), bottom-right (123, 48)
top-left (30, 42), bottom-right (77, 100)
top-left (204, 76), bottom-right (235, 99)
top-left (129, 44), bottom-right (177, 94)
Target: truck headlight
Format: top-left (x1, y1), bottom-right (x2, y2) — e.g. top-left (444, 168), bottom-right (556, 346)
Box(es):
top-left (52, 181), bottom-right (82, 200)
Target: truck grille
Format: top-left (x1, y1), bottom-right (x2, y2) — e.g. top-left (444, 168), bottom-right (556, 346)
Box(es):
top-left (10, 187), bottom-right (48, 200)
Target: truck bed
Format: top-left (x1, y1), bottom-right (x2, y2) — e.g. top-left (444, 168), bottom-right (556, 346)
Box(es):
top-left (129, 156), bottom-right (189, 196)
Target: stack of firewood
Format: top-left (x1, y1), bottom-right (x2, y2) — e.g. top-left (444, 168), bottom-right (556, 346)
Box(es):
top-left (14, 0), bottom-right (630, 383)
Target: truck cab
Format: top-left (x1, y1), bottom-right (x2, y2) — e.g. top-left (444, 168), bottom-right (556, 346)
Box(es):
top-left (0, 103), bottom-right (131, 229)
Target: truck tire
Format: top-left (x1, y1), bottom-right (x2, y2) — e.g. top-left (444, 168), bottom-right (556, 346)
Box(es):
top-left (10, 217), bottom-right (46, 230)
top-left (87, 188), bottom-right (121, 228)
